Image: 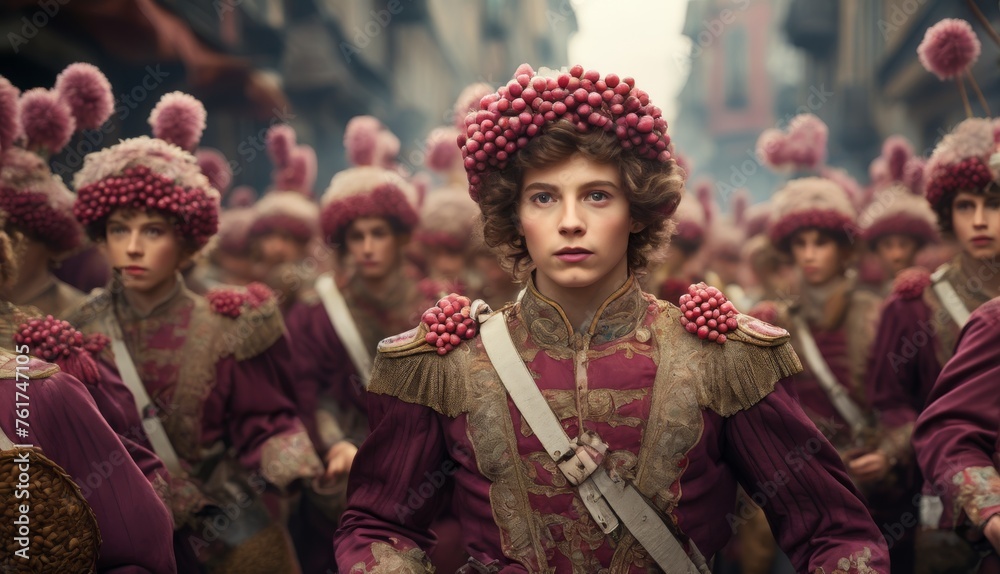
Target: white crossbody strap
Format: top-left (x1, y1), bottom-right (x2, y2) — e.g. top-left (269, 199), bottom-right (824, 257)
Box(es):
top-left (930, 264), bottom-right (971, 328)
top-left (102, 316), bottom-right (183, 474)
top-left (316, 273), bottom-right (372, 388)
top-left (791, 316), bottom-right (869, 439)
top-left (479, 309), bottom-right (706, 573)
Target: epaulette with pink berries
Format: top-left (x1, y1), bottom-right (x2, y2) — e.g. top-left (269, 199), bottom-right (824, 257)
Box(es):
top-left (15, 316), bottom-right (106, 385)
top-left (892, 267), bottom-right (931, 300)
top-left (206, 283), bottom-right (276, 318)
top-left (378, 294), bottom-right (479, 356)
top-left (678, 282), bottom-right (790, 346)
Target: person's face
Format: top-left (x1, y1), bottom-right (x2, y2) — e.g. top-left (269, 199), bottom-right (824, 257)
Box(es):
top-left (517, 153), bottom-right (639, 295)
top-left (427, 247), bottom-right (466, 282)
top-left (105, 210), bottom-right (187, 294)
top-left (790, 228), bottom-right (846, 286)
top-left (952, 191), bottom-right (1000, 260)
top-left (256, 231), bottom-right (307, 267)
top-left (873, 234), bottom-right (919, 277)
top-left (345, 217), bottom-right (403, 281)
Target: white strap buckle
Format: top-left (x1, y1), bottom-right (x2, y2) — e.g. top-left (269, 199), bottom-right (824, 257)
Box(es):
top-left (558, 444), bottom-right (602, 486)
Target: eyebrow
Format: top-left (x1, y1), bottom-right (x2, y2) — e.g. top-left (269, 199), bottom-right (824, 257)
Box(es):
top-left (522, 180), bottom-right (620, 193)
top-left (106, 217), bottom-right (168, 228)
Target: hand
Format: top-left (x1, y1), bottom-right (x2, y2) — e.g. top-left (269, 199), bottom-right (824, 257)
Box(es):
top-left (985, 514), bottom-right (1000, 553)
top-left (321, 441), bottom-right (358, 485)
top-left (847, 450), bottom-right (891, 483)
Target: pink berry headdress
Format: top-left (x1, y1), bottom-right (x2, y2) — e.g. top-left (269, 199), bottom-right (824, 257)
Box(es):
top-left (73, 91), bottom-right (220, 250)
top-left (459, 64), bottom-right (673, 201)
top-left (768, 177), bottom-right (857, 250)
top-left (320, 163), bottom-right (420, 248)
top-left (858, 136), bottom-right (938, 246)
top-left (0, 64), bottom-right (115, 256)
top-left (671, 186), bottom-right (709, 256)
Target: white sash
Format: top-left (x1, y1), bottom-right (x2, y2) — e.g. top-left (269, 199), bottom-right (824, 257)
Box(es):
top-left (930, 264), bottom-right (971, 328)
top-left (791, 315), bottom-right (870, 441)
top-left (315, 273), bottom-right (372, 388)
top-left (102, 316), bottom-right (183, 474)
top-left (478, 306), bottom-right (708, 573)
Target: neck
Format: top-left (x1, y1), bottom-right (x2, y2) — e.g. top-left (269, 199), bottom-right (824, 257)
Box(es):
top-left (1, 267), bottom-right (53, 305)
top-left (123, 273), bottom-right (180, 316)
top-left (534, 265), bottom-right (630, 333)
top-left (359, 268), bottom-right (397, 301)
top-left (961, 252), bottom-right (1000, 296)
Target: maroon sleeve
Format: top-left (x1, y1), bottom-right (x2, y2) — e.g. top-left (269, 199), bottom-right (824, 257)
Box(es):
top-left (285, 300), bottom-right (366, 449)
top-left (22, 372), bottom-right (177, 573)
top-left (334, 393), bottom-right (448, 572)
top-left (724, 384), bottom-right (890, 573)
top-left (913, 299), bottom-right (1000, 528)
top-left (215, 341), bottom-right (322, 489)
top-left (865, 295), bottom-right (941, 428)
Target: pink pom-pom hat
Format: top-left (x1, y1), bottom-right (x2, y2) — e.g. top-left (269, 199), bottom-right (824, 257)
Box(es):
top-left (414, 186), bottom-right (481, 252)
top-left (923, 118), bottom-right (998, 211)
top-left (19, 88), bottom-right (75, 155)
top-left (460, 64), bottom-right (673, 201)
top-left (917, 19), bottom-right (981, 80)
top-left (148, 91), bottom-right (207, 152)
top-left (249, 191), bottom-right (319, 245)
top-left (0, 147), bottom-right (83, 255)
top-left (858, 137), bottom-right (938, 246)
top-left (767, 177), bottom-right (857, 249)
top-left (319, 165), bottom-right (420, 247)
top-left (54, 62), bottom-right (114, 130)
top-left (195, 147), bottom-right (233, 194)
top-left (73, 93), bottom-right (220, 250)
top-left (756, 113), bottom-right (828, 173)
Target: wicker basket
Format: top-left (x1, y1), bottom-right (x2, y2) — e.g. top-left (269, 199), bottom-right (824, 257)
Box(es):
top-left (0, 447), bottom-right (101, 573)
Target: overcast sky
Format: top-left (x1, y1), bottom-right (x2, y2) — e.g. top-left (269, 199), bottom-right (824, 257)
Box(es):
top-left (568, 0), bottom-right (692, 125)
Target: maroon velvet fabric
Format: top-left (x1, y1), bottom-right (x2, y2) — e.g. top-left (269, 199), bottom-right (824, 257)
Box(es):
top-left (785, 326), bottom-right (856, 447)
top-left (52, 244), bottom-right (111, 293)
top-left (865, 294), bottom-right (942, 430)
top-left (0, 364), bottom-right (176, 573)
top-left (914, 298), bottom-right (1000, 528)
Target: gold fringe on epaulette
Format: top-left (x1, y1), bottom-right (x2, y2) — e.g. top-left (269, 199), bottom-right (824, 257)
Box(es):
top-left (697, 338), bottom-right (802, 417)
top-left (368, 344), bottom-right (472, 417)
top-left (221, 298), bottom-right (286, 361)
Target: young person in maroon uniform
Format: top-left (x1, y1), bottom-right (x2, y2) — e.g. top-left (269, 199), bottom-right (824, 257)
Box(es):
top-left (864, 117), bottom-right (1000, 572)
top-left (333, 64), bottom-right (888, 573)
top-left (66, 92), bottom-right (322, 572)
top-left (0, 208), bottom-right (177, 573)
top-left (913, 296), bottom-right (1000, 573)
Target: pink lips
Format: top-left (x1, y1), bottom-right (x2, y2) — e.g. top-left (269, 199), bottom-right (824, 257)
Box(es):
top-left (555, 248), bottom-right (592, 263)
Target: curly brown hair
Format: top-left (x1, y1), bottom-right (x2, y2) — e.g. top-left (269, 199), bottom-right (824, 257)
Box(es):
top-left (0, 209), bottom-right (18, 287)
top-left (934, 183), bottom-right (1000, 236)
top-left (476, 121), bottom-right (685, 279)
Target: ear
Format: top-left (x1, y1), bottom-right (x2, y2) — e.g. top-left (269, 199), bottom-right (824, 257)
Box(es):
top-left (629, 219), bottom-right (647, 234)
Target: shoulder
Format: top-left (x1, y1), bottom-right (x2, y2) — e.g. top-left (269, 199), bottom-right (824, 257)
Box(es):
top-left (0, 349), bottom-right (60, 381)
top-left (891, 266), bottom-right (932, 301)
top-left (64, 287), bottom-right (112, 330)
top-left (205, 283), bottom-right (285, 360)
top-left (965, 297), bottom-right (1000, 331)
top-left (660, 283), bottom-right (803, 416)
top-left (368, 294), bottom-right (484, 417)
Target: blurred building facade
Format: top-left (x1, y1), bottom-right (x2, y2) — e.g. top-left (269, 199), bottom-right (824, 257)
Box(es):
top-left (672, 0), bottom-right (804, 204)
top-left (676, 0), bottom-right (1000, 204)
top-left (0, 0), bottom-right (576, 199)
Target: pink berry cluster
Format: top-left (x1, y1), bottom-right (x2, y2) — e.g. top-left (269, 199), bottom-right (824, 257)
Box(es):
top-left (15, 316), bottom-right (86, 361)
top-left (0, 188), bottom-right (82, 253)
top-left (925, 156), bottom-right (993, 208)
top-left (206, 282), bottom-right (273, 318)
top-left (678, 283), bottom-right (738, 344)
top-left (460, 64), bottom-right (671, 200)
top-left (74, 164), bottom-right (219, 248)
top-left (83, 332), bottom-right (110, 354)
top-left (422, 294), bottom-right (476, 355)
